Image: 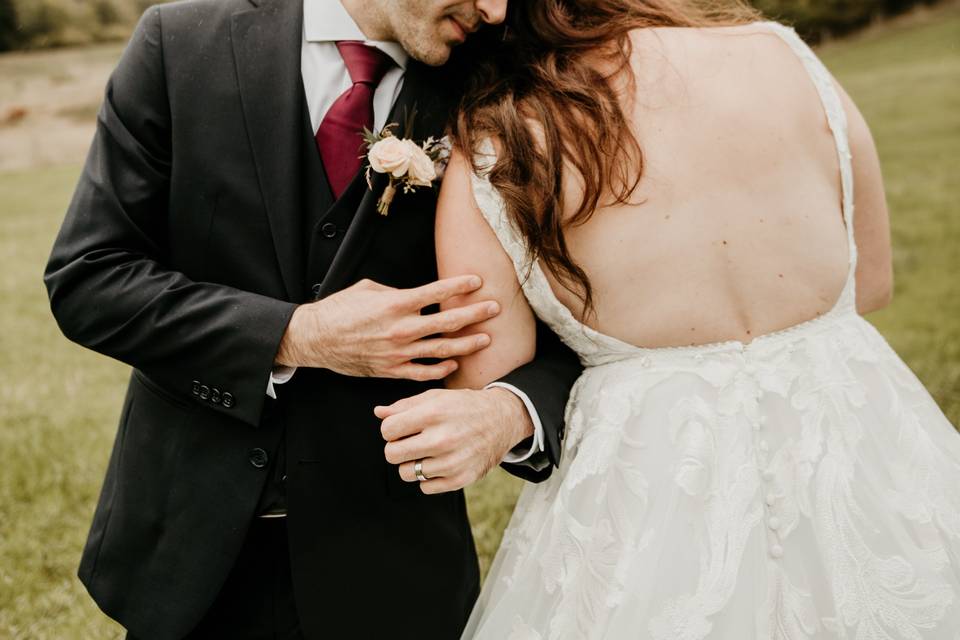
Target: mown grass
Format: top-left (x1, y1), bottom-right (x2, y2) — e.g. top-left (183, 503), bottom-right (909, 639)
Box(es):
top-left (0, 166), bottom-right (131, 638)
top-left (1, 5), bottom-right (958, 638)
top-left (819, 8), bottom-right (960, 418)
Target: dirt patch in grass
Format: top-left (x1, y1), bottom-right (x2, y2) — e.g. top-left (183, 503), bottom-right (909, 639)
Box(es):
top-left (0, 43), bottom-right (122, 172)
top-left (1, 105), bottom-right (29, 127)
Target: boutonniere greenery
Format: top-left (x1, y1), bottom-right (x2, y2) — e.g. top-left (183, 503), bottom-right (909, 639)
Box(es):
top-left (362, 107), bottom-right (452, 216)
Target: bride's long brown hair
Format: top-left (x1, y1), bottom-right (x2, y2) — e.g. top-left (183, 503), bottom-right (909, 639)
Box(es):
top-left (451, 0), bottom-right (760, 316)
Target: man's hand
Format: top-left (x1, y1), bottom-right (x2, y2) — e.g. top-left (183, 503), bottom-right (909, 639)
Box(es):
top-left (376, 387), bottom-right (534, 494)
top-left (275, 275), bottom-right (499, 381)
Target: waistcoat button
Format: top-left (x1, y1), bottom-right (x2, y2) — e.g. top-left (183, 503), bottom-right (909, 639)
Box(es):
top-left (249, 448), bottom-right (269, 469)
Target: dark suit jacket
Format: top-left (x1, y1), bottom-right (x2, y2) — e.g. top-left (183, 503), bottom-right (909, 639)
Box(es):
top-left (43, 0), bottom-right (583, 638)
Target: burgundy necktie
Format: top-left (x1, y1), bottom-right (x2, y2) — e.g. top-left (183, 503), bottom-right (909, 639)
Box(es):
top-left (316, 42), bottom-right (394, 198)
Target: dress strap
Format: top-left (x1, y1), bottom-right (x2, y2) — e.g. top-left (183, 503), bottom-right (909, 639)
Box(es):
top-left (469, 139), bottom-right (625, 365)
top-left (761, 22), bottom-right (858, 299)
top-left (469, 140), bottom-right (536, 283)
top-left (468, 139), bottom-right (574, 342)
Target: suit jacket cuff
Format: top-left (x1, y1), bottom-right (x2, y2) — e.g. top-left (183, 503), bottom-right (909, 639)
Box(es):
top-left (486, 382), bottom-right (546, 466)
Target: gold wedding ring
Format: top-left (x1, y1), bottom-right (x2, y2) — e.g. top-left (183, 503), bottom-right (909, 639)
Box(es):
top-left (414, 459), bottom-right (428, 482)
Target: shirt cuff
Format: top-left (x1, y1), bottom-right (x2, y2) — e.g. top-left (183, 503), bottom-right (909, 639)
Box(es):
top-left (486, 382), bottom-right (545, 463)
top-left (266, 366), bottom-right (297, 399)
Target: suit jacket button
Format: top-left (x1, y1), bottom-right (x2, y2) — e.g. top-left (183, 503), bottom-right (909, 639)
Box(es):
top-left (210, 388), bottom-right (222, 404)
top-left (222, 392), bottom-right (234, 408)
top-left (321, 222), bottom-right (338, 238)
top-left (249, 448), bottom-right (268, 469)
top-left (192, 381), bottom-right (201, 396)
top-left (199, 385), bottom-right (210, 400)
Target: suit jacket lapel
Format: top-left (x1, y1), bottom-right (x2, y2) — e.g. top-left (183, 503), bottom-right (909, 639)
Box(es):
top-left (231, 0), bottom-right (305, 302)
top-left (314, 61), bottom-right (441, 298)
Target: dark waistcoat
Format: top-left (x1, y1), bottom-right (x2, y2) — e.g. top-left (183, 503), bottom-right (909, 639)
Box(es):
top-left (254, 92), bottom-right (371, 515)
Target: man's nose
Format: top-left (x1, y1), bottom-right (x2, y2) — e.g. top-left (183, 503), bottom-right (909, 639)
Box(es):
top-left (476, 0), bottom-right (507, 25)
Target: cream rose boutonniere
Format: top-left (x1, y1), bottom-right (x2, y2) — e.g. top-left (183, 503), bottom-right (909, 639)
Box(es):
top-left (363, 115), bottom-right (451, 216)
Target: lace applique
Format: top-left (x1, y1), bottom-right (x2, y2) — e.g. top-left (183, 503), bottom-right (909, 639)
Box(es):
top-left (508, 617), bottom-right (543, 640)
top-left (765, 564), bottom-right (821, 639)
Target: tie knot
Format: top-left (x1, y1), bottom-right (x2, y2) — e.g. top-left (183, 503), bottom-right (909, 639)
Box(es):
top-left (336, 41), bottom-right (393, 87)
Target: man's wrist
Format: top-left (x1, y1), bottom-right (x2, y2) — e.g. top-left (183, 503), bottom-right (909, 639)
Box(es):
top-left (275, 304), bottom-right (308, 368)
top-left (487, 386), bottom-right (535, 448)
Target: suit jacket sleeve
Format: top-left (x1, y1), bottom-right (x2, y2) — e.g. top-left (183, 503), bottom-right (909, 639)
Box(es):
top-left (43, 8), bottom-right (297, 428)
top-left (497, 319), bottom-right (583, 482)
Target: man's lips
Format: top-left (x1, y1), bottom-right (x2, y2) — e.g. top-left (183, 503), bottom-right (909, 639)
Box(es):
top-left (447, 16), bottom-right (476, 42)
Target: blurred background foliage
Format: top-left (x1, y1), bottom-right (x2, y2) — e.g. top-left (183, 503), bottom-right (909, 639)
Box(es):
top-left (0, 0), bottom-right (948, 51)
top-left (751, 0), bottom-right (943, 39)
top-left (0, 0), bottom-right (151, 51)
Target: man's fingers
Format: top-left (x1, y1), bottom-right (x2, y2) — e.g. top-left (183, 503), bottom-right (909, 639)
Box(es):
top-left (404, 274), bottom-right (483, 310)
top-left (384, 360), bottom-right (458, 382)
top-left (383, 423), bottom-right (461, 465)
top-left (397, 457), bottom-right (467, 494)
top-left (419, 476), bottom-right (465, 495)
top-left (413, 302), bottom-right (500, 338)
top-left (380, 408), bottom-right (427, 441)
top-left (398, 461), bottom-right (418, 482)
top-left (355, 278), bottom-right (392, 292)
top-left (406, 334), bottom-right (491, 361)
top-left (374, 393), bottom-right (424, 420)
top-left (378, 389), bottom-right (453, 437)
top-left (384, 431), bottom-right (439, 466)
top-left (397, 456), bottom-right (451, 483)
top-left (375, 391), bottom-right (429, 419)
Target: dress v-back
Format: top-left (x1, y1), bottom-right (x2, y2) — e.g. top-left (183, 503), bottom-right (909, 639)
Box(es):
top-left (461, 22), bottom-right (960, 640)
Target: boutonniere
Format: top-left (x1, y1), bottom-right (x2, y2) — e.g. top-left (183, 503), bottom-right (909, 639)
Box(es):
top-left (362, 109), bottom-right (451, 216)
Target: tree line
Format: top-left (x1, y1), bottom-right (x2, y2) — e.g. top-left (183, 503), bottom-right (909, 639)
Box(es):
top-left (0, 0), bottom-right (945, 52)
top-left (0, 0), bottom-right (153, 51)
top-left (751, 0), bottom-right (942, 40)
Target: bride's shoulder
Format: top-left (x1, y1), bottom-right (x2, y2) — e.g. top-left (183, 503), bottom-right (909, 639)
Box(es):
top-left (624, 20), bottom-right (804, 84)
top-left (626, 20), bottom-right (785, 52)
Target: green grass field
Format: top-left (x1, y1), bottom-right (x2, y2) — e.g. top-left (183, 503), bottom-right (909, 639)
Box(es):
top-left (1, 6), bottom-right (958, 638)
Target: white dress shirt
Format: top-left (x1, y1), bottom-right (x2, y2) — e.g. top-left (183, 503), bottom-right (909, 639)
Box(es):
top-left (267, 0), bottom-right (545, 466)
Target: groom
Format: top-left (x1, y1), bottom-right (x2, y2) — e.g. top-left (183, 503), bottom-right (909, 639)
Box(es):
top-left (44, 0), bottom-right (581, 638)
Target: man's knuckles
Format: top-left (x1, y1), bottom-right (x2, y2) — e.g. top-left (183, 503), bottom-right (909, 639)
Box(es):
top-left (420, 478), bottom-right (455, 495)
top-left (406, 367), bottom-right (434, 382)
top-left (379, 418), bottom-right (401, 441)
top-left (384, 443), bottom-right (407, 465)
top-left (385, 324), bottom-right (416, 343)
top-left (421, 388), bottom-right (447, 402)
top-left (385, 435), bottom-right (420, 462)
top-left (430, 341), bottom-right (454, 359)
top-left (439, 315), bottom-right (464, 334)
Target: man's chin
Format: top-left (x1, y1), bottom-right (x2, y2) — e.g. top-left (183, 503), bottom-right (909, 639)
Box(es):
top-left (406, 41), bottom-right (454, 67)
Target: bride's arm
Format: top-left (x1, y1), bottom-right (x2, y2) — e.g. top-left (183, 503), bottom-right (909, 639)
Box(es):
top-left (435, 149), bottom-right (537, 389)
top-left (834, 79), bottom-right (894, 315)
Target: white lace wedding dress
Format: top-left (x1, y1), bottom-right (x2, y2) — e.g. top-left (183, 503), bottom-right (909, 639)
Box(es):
top-left (461, 22), bottom-right (960, 640)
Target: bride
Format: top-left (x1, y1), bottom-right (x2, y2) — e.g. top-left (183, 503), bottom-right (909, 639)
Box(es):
top-left (435, 0), bottom-right (960, 638)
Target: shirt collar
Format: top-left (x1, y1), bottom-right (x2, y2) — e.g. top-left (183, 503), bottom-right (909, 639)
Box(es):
top-left (303, 0), bottom-right (409, 70)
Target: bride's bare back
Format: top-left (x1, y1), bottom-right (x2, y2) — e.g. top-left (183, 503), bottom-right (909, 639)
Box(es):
top-left (436, 23), bottom-right (892, 388)
top-left (547, 23), bottom-right (883, 348)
